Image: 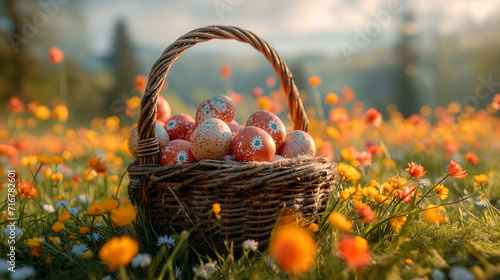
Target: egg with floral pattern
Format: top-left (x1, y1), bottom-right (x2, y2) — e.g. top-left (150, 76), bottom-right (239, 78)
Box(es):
top-left (278, 130), bottom-right (316, 158)
top-left (232, 127), bottom-right (276, 162)
top-left (156, 96), bottom-right (171, 123)
top-left (190, 118), bottom-right (232, 160)
top-left (128, 123), bottom-right (170, 158)
top-left (246, 110), bottom-right (286, 149)
top-left (160, 140), bottom-right (196, 165)
top-left (165, 113), bottom-right (196, 140)
top-left (195, 95), bottom-right (235, 124)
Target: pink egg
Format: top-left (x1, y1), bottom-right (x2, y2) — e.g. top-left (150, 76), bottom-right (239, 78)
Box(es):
top-left (246, 110), bottom-right (286, 149)
top-left (226, 121), bottom-right (242, 136)
top-left (156, 96), bottom-right (171, 123)
top-left (190, 118), bottom-right (232, 161)
top-left (160, 140), bottom-right (196, 165)
top-left (128, 124), bottom-right (170, 158)
top-left (165, 113), bottom-right (196, 140)
top-left (195, 95), bottom-right (235, 124)
top-left (278, 130), bottom-right (316, 158)
top-left (232, 126), bottom-right (276, 162)
top-left (271, 154), bottom-right (286, 162)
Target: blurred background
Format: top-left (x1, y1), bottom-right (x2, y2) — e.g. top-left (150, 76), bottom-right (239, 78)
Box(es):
top-left (1, 0), bottom-right (500, 125)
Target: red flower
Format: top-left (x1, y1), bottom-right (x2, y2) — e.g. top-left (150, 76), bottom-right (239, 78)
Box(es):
top-left (464, 152), bottom-right (479, 166)
top-left (134, 75), bottom-right (147, 92)
top-left (405, 162), bottom-right (427, 177)
top-left (220, 64), bottom-right (231, 80)
top-left (397, 186), bottom-right (418, 204)
top-left (17, 180), bottom-right (39, 199)
top-left (9, 97), bottom-right (24, 113)
top-left (365, 108), bottom-right (382, 127)
top-left (338, 234), bottom-right (371, 270)
top-left (355, 151), bottom-right (372, 167)
top-left (48, 47), bottom-right (64, 64)
top-left (448, 160), bottom-right (467, 179)
top-left (355, 204), bottom-right (376, 224)
top-left (251, 87), bottom-right (263, 97)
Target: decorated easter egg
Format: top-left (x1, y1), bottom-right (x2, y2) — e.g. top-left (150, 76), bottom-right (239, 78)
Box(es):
top-left (223, 153), bottom-right (238, 162)
top-left (165, 113), bottom-right (196, 140)
top-left (128, 123), bottom-right (170, 158)
top-left (156, 96), bottom-right (171, 123)
top-left (271, 154), bottom-right (286, 162)
top-left (195, 95), bottom-right (235, 124)
top-left (160, 140), bottom-right (196, 165)
top-left (278, 130), bottom-right (316, 158)
top-left (190, 118), bottom-right (232, 160)
top-left (128, 127), bottom-right (139, 158)
top-left (185, 125), bottom-right (196, 142)
top-left (246, 110), bottom-right (286, 149)
top-left (232, 126), bottom-right (276, 162)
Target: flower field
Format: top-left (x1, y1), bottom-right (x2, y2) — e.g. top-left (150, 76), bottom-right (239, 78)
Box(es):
top-left (1, 58), bottom-right (500, 280)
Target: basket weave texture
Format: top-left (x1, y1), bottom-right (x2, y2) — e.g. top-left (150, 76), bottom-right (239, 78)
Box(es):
top-left (128, 26), bottom-right (338, 252)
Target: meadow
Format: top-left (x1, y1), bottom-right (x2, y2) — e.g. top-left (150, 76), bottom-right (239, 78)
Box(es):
top-left (1, 51), bottom-right (500, 280)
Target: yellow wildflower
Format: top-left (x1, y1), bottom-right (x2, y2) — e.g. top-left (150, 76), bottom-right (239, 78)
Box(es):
top-left (433, 184), bottom-right (449, 200)
top-left (99, 236), bottom-right (139, 271)
top-left (101, 198), bottom-right (119, 212)
top-left (52, 221), bottom-right (64, 233)
top-left (328, 212), bottom-right (352, 231)
top-left (59, 210), bottom-right (71, 222)
top-left (110, 204), bottom-right (136, 227)
top-left (26, 237), bottom-right (43, 247)
top-left (423, 204), bottom-right (448, 226)
top-left (474, 174), bottom-right (488, 185)
top-left (390, 215), bottom-right (407, 231)
top-left (86, 203), bottom-right (104, 216)
top-left (337, 163), bottom-right (361, 183)
top-left (212, 203), bottom-right (221, 215)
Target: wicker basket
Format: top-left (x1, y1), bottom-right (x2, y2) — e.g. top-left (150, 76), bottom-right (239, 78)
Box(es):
top-left (128, 26), bottom-right (337, 253)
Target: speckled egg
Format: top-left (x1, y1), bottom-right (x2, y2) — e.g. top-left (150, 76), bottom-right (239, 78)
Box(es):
top-left (190, 118), bottom-right (232, 160)
top-left (232, 126), bottom-right (276, 162)
top-left (246, 110), bottom-right (286, 149)
top-left (160, 140), bottom-right (196, 165)
top-left (278, 130), bottom-right (316, 158)
top-left (128, 127), bottom-right (139, 158)
top-left (195, 95), bottom-right (235, 124)
top-left (128, 123), bottom-right (170, 158)
top-left (156, 96), bottom-right (171, 123)
top-left (165, 113), bottom-right (196, 140)
top-left (185, 125), bottom-right (196, 142)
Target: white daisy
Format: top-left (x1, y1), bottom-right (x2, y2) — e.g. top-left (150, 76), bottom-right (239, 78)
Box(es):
top-left (71, 244), bottom-right (89, 257)
top-left (176, 151), bottom-right (189, 164)
top-left (242, 239), bottom-right (259, 252)
top-left (250, 136), bottom-right (263, 150)
top-left (157, 235), bottom-right (176, 248)
top-left (43, 204), bottom-right (55, 213)
top-left (131, 253), bottom-right (151, 268)
top-left (267, 120), bottom-right (281, 134)
top-left (167, 120), bottom-right (177, 129)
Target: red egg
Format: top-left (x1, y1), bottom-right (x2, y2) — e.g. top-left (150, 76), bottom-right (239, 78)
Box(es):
top-left (185, 125), bottom-right (196, 142)
top-left (128, 123), bottom-right (170, 158)
top-left (246, 110), bottom-right (286, 149)
top-left (226, 121), bottom-right (242, 136)
top-left (165, 113), bottom-right (196, 140)
top-left (232, 127), bottom-right (276, 162)
top-left (278, 130), bottom-right (316, 158)
top-left (160, 140), bottom-right (196, 165)
top-left (195, 95), bottom-right (235, 124)
top-left (190, 118), bottom-right (232, 161)
top-left (156, 96), bottom-right (171, 123)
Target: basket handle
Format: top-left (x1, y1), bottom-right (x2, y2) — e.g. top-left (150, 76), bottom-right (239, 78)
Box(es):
top-left (137, 25), bottom-right (309, 165)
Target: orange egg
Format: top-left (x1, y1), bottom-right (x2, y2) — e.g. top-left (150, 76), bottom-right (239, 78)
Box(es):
top-left (195, 95), bottom-right (235, 124)
top-left (160, 140), bottom-right (196, 165)
top-left (246, 110), bottom-right (286, 149)
top-left (278, 130), bottom-right (316, 158)
top-left (190, 118), bottom-right (232, 161)
top-left (232, 127), bottom-right (276, 162)
top-left (165, 113), bottom-right (195, 140)
top-left (156, 96), bottom-right (171, 123)
top-left (226, 121), bottom-right (242, 136)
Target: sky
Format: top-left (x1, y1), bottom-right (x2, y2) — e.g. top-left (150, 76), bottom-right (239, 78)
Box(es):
top-left (82, 0), bottom-right (500, 57)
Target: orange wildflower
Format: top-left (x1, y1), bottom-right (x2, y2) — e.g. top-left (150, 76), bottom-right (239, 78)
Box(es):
top-left (269, 225), bottom-right (317, 275)
top-left (99, 236), bottom-right (139, 271)
top-left (341, 86), bottom-right (356, 103)
top-left (308, 223), bottom-right (319, 233)
top-left (308, 76), bottom-right (322, 87)
top-left (328, 212), bottom-right (352, 231)
top-left (365, 108), bottom-right (382, 127)
top-left (31, 247), bottom-right (42, 257)
top-left (266, 76), bottom-right (277, 88)
top-left (33, 105), bottom-right (51, 120)
top-left (325, 92), bottom-right (339, 105)
top-left (79, 226), bottom-right (90, 235)
top-left (26, 237), bottom-right (43, 247)
top-left (355, 204), bottom-right (377, 224)
top-left (405, 162), bottom-right (427, 177)
top-left (220, 64), bottom-right (231, 80)
top-left (101, 198), bottom-right (119, 212)
top-left (9, 97), bottom-right (24, 113)
top-left (134, 75), bottom-right (147, 92)
top-left (338, 234), bottom-right (371, 270)
top-left (17, 180), bottom-right (39, 199)
top-left (110, 204), bottom-right (136, 226)
top-left (52, 104), bottom-right (69, 122)
top-left (212, 203), bottom-right (221, 215)
top-left (52, 221), bottom-right (64, 233)
top-left (448, 160), bottom-right (467, 179)
top-left (464, 152), bottom-right (479, 166)
top-left (48, 47), bottom-right (64, 64)
top-left (423, 204), bottom-right (448, 225)
top-left (86, 203), bottom-right (104, 216)
top-left (474, 174), bottom-right (488, 185)
top-left (492, 93), bottom-right (500, 110)
top-left (88, 157), bottom-right (107, 174)
top-left (59, 211), bottom-right (71, 222)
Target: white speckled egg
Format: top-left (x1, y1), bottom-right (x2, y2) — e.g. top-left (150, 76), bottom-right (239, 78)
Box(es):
top-left (195, 95), bottom-right (235, 124)
top-left (155, 123), bottom-right (170, 150)
top-left (277, 130), bottom-right (316, 158)
top-left (165, 113), bottom-right (196, 140)
top-left (128, 127), bottom-right (139, 158)
top-left (190, 118), bottom-right (232, 161)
